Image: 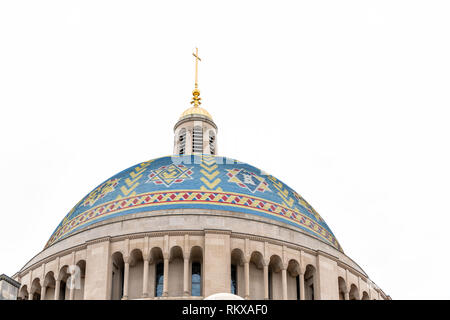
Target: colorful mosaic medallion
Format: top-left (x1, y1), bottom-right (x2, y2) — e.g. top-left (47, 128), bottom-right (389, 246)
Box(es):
top-left (146, 164), bottom-right (194, 187)
top-left (226, 168), bottom-right (271, 193)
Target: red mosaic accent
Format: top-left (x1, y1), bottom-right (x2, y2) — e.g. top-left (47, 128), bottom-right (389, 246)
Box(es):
top-left (45, 190), bottom-right (341, 251)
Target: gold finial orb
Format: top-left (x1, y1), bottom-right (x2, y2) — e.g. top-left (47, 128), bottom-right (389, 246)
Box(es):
top-left (191, 88), bottom-right (201, 107)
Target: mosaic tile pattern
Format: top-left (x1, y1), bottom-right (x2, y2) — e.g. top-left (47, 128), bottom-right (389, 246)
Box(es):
top-left (46, 155), bottom-right (342, 251)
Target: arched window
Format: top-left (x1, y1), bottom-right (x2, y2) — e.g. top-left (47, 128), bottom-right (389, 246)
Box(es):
top-left (192, 126), bottom-right (203, 153)
top-left (209, 131), bottom-right (215, 155)
top-left (349, 284), bottom-right (359, 300)
top-left (338, 277), bottom-right (347, 300)
top-left (191, 262), bottom-right (201, 296)
top-left (230, 264), bottom-right (237, 295)
top-left (178, 128), bottom-right (186, 155)
top-left (304, 264), bottom-right (316, 300)
top-left (155, 262), bottom-right (164, 297)
top-left (59, 281), bottom-right (66, 300)
top-left (110, 252), bottom-right (124, 300)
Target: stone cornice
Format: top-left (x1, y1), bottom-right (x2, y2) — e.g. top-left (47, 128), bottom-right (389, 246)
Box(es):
top-left (317, 250), bottom-right (336, 260)
top-left (19, 243), bottom-right (88, 277)
top-left (204, 229), bottom-right (232, 235)
top-left (110, 230), bottom-right (205, 243)
top-left (41, 209), bottom-right (344, 262)
top-left (231, 232), bottom-right (317, 256)
top-left (85, 236), bottom-right (111, 246)
top-left (336, 260), bottom-right (368, 282)
top-left (174, 115), bottom-right (217, 131)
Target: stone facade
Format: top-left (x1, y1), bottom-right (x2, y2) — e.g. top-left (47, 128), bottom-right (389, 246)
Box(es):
top-left (14, 209), bottom-right (388, 300)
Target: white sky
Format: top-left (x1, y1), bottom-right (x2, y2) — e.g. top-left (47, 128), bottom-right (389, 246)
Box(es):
top-left (1, 1), bottom-right (449, 299)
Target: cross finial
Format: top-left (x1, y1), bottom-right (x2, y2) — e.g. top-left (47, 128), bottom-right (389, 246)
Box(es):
top-left (191, 47), bottom-right (202, 107)
top-left (193, 47), bottom-right (201, 89)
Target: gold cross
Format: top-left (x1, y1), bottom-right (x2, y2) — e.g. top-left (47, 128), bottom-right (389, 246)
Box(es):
top-left (192, 47), bottom-right (201, 89)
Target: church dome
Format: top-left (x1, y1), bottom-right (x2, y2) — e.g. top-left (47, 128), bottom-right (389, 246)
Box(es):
top-left (179, 106), bottom-right (213, 120)
top-left (45, 155), bottom-right (341, 252)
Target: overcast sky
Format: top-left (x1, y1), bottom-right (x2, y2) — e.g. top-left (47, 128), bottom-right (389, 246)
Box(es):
top-left (1, 1), bottom-right (449, 299)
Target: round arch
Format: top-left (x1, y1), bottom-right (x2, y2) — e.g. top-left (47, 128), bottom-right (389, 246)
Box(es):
top-left (362, 291), bottom-right (370, 300)
top-left (287, 259), bottom-right (301, 300)
top-left (110, 251), bottom-right (124, 300)
top-left (249, 251), bottom-right (264, 299)
top-left (268, 254), bottom-right (283, 300)
top-left (43, 271), bottom-right (56, 300)
top-left (18, 285), bottom-right (29, 300)
top-left (338, 276), bottom-right (347, 300)
top-left (230, 248), bottom-right (245, 298)
top-left (304, 264), bottom-right (316, 300)
top-left (30, 278), bottom-right (41, 300)
top-left (349, 284), bottom-right (360, 300)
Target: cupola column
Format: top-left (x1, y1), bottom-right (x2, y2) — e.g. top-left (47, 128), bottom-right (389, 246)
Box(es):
top-left (299, 272), bottom-right (305, 300)
top-left (68, 252), bottom-right (75, 300)
top-left (122, 256), bottom-right (130, 300)
top-left (263, 260), bottom-right (269, 300)
top-left (244, 259), bottom-right (250, 299)
top-left (69, 278), bottom-right (75, 300)
top-left (142, 258), bottom-right (149, 298)
top-left (183, 254), bottom-right (189, 296)
top-left (281, 265), bottom-right (288, 300)
top-left (162, 257), bottom-right (169, 297)
top-left (54, 279), bottom-right (61, 300)
top-left (40, 283), bottom-right (46, 300)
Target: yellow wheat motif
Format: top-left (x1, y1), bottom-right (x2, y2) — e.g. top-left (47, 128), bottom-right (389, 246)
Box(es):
top-left (199, 156), bottom-right (222, 191)
top-left (116, 160), bottom-right (154, 199)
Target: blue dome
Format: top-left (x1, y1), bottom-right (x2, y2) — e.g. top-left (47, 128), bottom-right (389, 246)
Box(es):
top-left (46, 155), bottom-right (342, 251)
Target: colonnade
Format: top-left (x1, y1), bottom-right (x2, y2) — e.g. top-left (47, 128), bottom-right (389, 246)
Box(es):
top-left (111, 245), bottom-right (203, 299)
top-left (18, 259), bottom-right (86, 300)
top-left (16, 233), bottom-right (385, 300)
top-left (230, 248), bottom-right (317, 300)
top-left (338, 276), bottom-right (371, 300)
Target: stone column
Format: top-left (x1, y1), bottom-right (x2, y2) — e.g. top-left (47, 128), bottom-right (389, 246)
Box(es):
top-left (29, 292), bottom-right (34, 300)
top-left (69, 252), bottom-right (75, 300)
top-left (54, 280), bottom-right (61, 300)
top-left (299, 272), bottom-right (305, 300)
top-left (345, 291), bottom-right (349, 300)
top-left (40, 285), bottom-right (46, 300)
top-left (69, 275), bottom-right (75, 300)
top-left (142, 258), bottom-right (149, 298)
top-left (122, 257), bottom-right (130, 300)
top-left (183, 256), bottom-right (189, 296)
top-left (244, 260), bottom-right (250, 299)
top-left (162, 257), bottom-right (169, 297)
top-left (263, 263), bottom-right (269, 300)
top-left (281, 267), bottom-right (288, 300)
